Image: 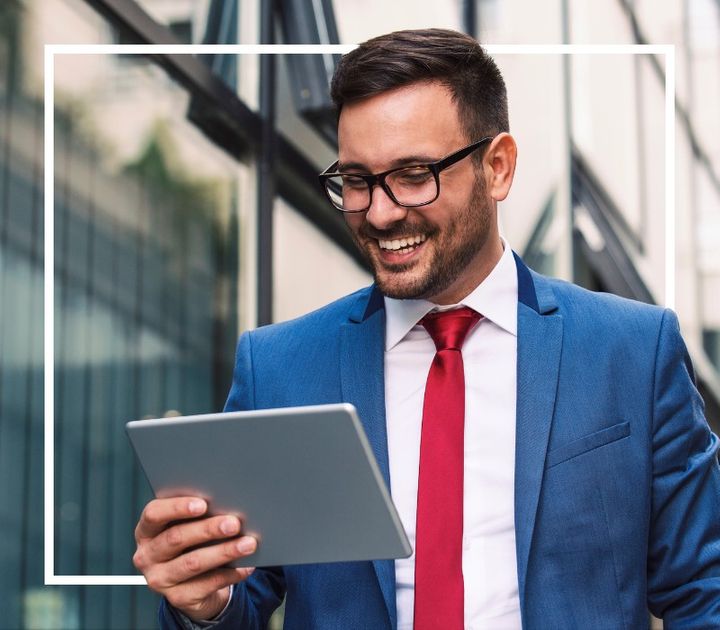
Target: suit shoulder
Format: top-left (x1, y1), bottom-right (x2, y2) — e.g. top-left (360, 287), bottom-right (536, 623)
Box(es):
top-left (537, 272), bottom-right (668, 338)
top-left (247, 285), bottom-right (374, 345)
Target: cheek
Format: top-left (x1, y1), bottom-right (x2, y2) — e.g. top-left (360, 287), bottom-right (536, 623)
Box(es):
top-left (431, 178), bottom-right (473, 218)
top-left (424, 204), bottom-right (458, 239)
top-left (344, 214), bottom-right (365, 236)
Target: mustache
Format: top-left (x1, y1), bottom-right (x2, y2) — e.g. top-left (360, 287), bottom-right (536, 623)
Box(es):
top-left (359, 222), bottom-right (435, 241)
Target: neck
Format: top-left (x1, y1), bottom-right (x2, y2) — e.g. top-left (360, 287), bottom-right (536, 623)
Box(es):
top-left (428, 236), bottom-right (504, 305)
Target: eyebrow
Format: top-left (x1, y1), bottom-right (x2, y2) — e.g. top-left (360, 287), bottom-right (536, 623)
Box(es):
top-left (337, 154), bottom-right (440, 172)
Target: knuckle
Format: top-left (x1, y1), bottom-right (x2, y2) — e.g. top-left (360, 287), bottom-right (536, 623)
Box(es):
top-left (220, 568), bottom-right (237, 587)
top-left (132, 548), bottom-right (145, 570)
top-left (144, 569), bottom-right (164, 593)
top-left (208, 570), bottom-right (225, 592)
top-left (183, 552), bottom-right (201, 574)
top-left (171, 501), bottom-right (185, 518)
top-left (223, 541), bottom-right (240, 560)
top-left (143, 504), bottom-right (160, 525)
top-left (165, 525), bottom-right (184, 548)
top-left (205, 518), bottom-right (220, 539)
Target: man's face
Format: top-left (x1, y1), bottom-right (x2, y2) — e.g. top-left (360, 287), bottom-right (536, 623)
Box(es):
top-left (339, 81), bottom-right (500, 304)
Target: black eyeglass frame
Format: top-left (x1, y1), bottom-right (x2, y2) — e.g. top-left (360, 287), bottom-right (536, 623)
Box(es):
top-left (318, 136), bottom-right (495, 213)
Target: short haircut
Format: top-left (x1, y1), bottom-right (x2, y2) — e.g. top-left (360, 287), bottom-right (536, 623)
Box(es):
top-left (330, 28), bottom-right (509, 143)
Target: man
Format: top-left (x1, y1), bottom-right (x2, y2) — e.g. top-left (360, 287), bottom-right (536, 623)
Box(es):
top-left (133, 29), bottom-right (720, 629)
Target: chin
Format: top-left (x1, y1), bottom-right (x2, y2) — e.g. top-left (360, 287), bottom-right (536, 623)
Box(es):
top-left (374, 272), bottom-right (428, 300)
top-left (369, 251), bottom-right (435, 299)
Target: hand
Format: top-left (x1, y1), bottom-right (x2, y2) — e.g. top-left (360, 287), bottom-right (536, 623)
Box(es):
top-left (133, 497), bottom-right (258, 622)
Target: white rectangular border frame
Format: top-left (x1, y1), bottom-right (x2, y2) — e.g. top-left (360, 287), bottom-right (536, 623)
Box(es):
top-left (44, 43), bottom-right (676, 586)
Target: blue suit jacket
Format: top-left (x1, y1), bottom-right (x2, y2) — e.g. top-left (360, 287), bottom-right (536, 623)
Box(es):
top-left (162, 256), bottom-right (720, 629)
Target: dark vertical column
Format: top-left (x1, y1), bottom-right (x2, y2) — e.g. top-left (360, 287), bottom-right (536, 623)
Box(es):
top-left (214, 199), bottom-right (239, 410)
top-left (257, 0), bottom-right (276, 326)
top-left (54, 82), bottom-right (71, 580)
top-left (129, 176), bottom-right (145, 626)
top-left (21, 94), bottom-right (44, 628)
top-left (0, 5), bottom-right (17, 624)
top-left (462, 0), bottom-right (477, 39)
top-left (82, 133), bottom-right (111, 627)
top-left (109, 179), bottom-right (140, 629)
top-left (53, 75), bottom-right (82, 624)
top-left (132, 170), bottom-right (162, 630)
top-left (79, 140), bottom-right (96, 627)
top-left (0, 18), bottom-right (33, 620)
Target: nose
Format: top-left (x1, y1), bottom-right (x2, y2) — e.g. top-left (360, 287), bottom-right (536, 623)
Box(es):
top-left (365, 184), bottom-right (408, 231)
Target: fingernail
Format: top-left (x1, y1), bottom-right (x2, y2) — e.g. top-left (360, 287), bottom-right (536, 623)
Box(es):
top-left (237, 537), bottom-right (257, 554)
top-left (188, 499), bottom-right (206, 514)
top-left (220, 517), bottom-right (240, 535)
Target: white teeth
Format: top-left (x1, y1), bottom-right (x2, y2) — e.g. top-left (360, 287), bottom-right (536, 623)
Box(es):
top-left (378, 234), bottom-right (427, 251)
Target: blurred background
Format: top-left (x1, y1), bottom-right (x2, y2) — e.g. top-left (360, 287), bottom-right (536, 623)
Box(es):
top-left (0, 0), bottom-right (718, 627)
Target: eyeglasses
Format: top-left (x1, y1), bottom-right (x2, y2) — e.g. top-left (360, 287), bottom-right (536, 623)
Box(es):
top-left (318, 137), bottom-right (494, 213)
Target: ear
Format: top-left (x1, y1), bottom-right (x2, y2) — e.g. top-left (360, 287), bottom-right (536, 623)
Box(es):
top-left (484, 133), bottom-right (517, 202)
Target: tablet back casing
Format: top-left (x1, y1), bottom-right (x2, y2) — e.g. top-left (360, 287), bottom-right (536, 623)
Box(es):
top-left (126, 403), bottom-right (411, 567)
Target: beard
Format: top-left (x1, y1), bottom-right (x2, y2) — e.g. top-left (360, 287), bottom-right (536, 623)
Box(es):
top-left (353, 176), bottom-right (493, 300)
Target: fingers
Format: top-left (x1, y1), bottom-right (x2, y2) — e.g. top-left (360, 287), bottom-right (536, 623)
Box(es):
top-left (147, 513), bottom-right (244, 564)
top-left (133, 496), bottom-right (259, 621)
top-left (135, 497), bottom-right (208, 542)
top-left (144, 536), bottom-right (258, 590)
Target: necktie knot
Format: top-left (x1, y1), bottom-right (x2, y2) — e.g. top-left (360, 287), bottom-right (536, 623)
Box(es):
top-left (421, 306), bottom-right (481, 352)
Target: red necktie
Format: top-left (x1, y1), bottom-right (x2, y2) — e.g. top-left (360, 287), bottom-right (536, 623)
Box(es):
top-left (414, 307), bottom-right (481, 630)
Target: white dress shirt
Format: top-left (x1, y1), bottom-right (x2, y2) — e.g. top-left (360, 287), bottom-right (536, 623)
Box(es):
top-left (384, 240), bottom-right (521, 630)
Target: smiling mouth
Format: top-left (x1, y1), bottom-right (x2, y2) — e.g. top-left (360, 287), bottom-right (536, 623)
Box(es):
top-left (377, 234), bottom-right (427, 255)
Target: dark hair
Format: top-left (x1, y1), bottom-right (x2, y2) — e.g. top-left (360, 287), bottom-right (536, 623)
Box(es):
top-left (330, 28), bottom-right (509, 143)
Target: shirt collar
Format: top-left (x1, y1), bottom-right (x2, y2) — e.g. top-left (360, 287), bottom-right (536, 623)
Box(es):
top-left (383, 238), bottom-right (518, 350)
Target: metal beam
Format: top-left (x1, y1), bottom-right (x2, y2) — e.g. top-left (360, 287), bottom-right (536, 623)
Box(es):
top-left (257, 0), bottom-right (275, 326)
top-left (462, 0), bottom-right (477, 39)
top-left (84, 0), bottom-right (367, 272)
top-left (617, 0), bottom-right (720, 197)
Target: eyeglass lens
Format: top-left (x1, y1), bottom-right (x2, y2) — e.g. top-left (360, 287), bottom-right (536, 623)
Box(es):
top-left (325, 166), bottom-right (437, 211)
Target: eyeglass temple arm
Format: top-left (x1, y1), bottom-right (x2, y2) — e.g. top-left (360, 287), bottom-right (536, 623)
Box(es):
top-left (435, 136), bottom-right (494, 171)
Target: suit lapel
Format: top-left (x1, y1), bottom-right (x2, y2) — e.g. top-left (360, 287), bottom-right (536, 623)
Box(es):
top-left (513, 255), bottom-right (563, 614)
top-left (340, 286), bottom-right (396, 629)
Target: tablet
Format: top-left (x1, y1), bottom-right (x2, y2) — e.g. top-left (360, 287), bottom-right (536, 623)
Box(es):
top-left (126, 403), bottom-right (411, 568)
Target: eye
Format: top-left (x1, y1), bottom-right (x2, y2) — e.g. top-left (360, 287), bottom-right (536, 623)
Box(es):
top-left (394, 167), bottom-right (433, 185)
top-left (341, 175), bottom-right (367, 189)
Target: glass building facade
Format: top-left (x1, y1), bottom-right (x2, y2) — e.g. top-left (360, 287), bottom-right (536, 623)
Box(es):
top-left (2, 1), bottom-right (242, 626)
top-left (0, 0), bottom-right (718, 628)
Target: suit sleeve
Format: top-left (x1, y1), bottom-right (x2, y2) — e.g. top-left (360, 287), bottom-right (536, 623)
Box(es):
top-left (647, 309), bottom-right (720, 627)
top-left (160, 331), bottom-right (287, 629)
